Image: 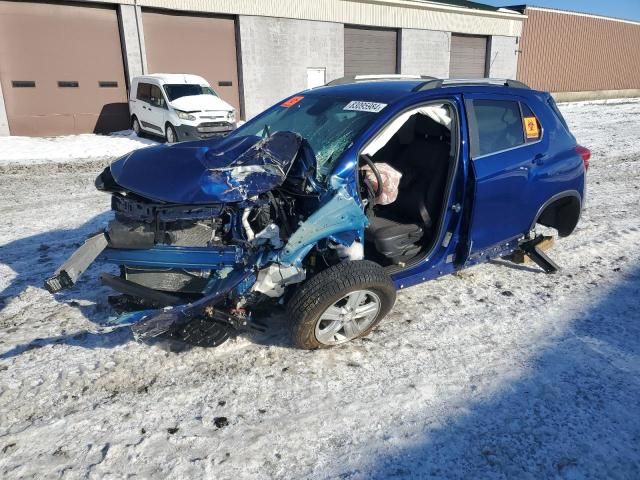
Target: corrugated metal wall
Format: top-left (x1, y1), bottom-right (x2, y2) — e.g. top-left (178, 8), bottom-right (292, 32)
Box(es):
top-left (518, 8), bottom-right (640, 92)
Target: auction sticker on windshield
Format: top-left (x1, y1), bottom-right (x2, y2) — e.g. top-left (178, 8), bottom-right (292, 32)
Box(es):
top-left (344, 101), bottom-right (387, 113)
top-left (281, 96), bottom-right (304, 108)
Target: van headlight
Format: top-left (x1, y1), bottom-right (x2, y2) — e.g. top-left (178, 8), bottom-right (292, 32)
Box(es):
top-left (227, 110), bottom-right (236, 123)
top-left (176, 110), bottom-right (196, 121)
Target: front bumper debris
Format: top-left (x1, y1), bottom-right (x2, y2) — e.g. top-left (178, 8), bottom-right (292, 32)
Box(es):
top-left (44, 233), bottom-right (109, 293)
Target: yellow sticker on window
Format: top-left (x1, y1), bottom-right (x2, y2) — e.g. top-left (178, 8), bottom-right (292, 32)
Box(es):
top-left (524, 116), bottom-right (540, 139)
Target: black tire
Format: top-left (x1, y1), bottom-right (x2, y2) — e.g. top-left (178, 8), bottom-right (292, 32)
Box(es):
top-left (165, 123), bottom-right (178, 144)
top-left (287, 260), bottom-right (396, 349)
top-left (131, 115), bottom-right (142, 137)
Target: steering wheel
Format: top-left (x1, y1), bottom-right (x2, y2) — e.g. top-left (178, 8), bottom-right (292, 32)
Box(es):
top-left (360, 154), bottom-right (383, 197)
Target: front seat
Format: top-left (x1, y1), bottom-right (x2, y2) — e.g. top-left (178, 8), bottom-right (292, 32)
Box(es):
top-left (367, 114), bottom-right (451, 263)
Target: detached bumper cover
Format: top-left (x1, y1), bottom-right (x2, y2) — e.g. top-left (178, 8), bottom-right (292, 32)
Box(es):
top-left (44, 233), bottom-right (109, 293)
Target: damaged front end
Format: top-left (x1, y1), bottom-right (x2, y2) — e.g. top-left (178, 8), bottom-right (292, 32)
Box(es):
top-left (45, 131), bottom-right (367, 347)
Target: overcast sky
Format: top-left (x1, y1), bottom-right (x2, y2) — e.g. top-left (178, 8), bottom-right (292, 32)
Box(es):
top-left (484, 0), bottom-right (640, 22)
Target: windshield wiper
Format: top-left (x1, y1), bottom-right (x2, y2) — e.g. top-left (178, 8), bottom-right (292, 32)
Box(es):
top-left (263, 124), bottom-right (271, 138)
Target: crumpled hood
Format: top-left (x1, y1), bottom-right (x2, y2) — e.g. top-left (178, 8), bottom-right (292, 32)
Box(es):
top-left (169, 94), bottom-right (234, 113)
top-left (108, 132), bottom-right (302, 204)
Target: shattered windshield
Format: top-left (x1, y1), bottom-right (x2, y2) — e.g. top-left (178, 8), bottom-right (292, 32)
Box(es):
top-left (163, 84), bottom-right (216, 101)
top-left (229, 95), bottom-right (382, 180)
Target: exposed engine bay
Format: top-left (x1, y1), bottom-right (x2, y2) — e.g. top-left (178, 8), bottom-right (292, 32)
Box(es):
top-left (46, 131), bottom-right (368, 346)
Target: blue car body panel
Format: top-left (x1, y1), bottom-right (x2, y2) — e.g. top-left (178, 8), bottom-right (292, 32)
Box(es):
top-left (110, 131), bottom-right (302, 204)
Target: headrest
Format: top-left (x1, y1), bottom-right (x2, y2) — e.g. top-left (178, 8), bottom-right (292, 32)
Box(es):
top-left (415, 114), bottom-right (446, 138)
top-left (396, 115), bottom-right (417, 145)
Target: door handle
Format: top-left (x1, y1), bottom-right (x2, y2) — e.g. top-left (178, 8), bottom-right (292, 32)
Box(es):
top-left (533, 153), bottom-right (546, 165)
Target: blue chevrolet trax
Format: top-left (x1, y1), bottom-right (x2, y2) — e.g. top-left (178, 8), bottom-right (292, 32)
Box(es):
top-left (46, 76), bottom-right (589, 350)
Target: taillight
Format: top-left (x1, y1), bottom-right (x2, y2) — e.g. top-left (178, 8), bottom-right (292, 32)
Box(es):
top-left (576, 145), bottom-right (591, 171)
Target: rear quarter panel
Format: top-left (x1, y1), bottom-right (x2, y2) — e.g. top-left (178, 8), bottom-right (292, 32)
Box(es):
top-left (525, 92), bottom-right (585, 229)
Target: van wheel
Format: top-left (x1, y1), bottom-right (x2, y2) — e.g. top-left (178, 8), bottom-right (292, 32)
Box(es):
top-left (165, 124), bottom-right (178, 144)
top-left (287, 260), bottom-right (396, 349)
top-left (132, 116), bottom-right (141, 136)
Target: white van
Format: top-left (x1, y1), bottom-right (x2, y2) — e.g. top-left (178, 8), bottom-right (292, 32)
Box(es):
top-left (129, 74), bottom-right (236, 143)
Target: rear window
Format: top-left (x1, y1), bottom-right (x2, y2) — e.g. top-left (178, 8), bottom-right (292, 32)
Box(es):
top-left (547, 96), bottom-right (570, 130)
top-left (469, 99), bottom-right (524, 157)
top-left (136, 82), bottom-right (152, 102)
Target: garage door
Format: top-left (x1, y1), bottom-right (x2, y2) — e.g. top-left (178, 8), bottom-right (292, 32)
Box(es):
top-left (142, 10), bottom-right (240, 113)
top-left (449, 34), bottom-right (488, 78)
top-left (344, 26), bottom-right (397, 77)
top-left (0, 1), bottom-right (129, 136)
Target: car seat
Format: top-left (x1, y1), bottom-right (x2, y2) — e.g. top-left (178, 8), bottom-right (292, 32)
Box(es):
top-left (366, 114), bottom-right (451, 264)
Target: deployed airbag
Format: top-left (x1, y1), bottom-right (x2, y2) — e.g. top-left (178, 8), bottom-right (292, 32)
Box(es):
top-left (361, 162), bottom-right (402, 205)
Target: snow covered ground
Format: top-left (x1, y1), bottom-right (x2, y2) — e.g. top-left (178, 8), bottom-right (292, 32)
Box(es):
top-left (1, 100), bottom-right (639, 479)
top-left (0, 130), bottom-right (157, 167)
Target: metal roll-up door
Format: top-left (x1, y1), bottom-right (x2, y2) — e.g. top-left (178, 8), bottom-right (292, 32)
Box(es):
top-left (344, 26), bottom-right (398, 77)
top-left (0, 1), bottom-right (129, 136)
top-left (449, 34), bottom-right (488, 78)
top-left (142, 10), bottom-right (241, 113)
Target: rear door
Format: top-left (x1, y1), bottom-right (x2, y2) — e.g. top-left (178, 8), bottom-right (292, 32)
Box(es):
top-left (463, 94), bottom-right (544, 255)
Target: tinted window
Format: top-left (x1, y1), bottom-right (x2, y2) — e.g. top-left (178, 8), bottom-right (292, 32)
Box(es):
top-left (163, 84), bottom-right (216, 102)
top-left (136, 82), bottom-right (151, 102)
top-left (547, 96), bottom-right (569, 130)
top-left (149, 85), bottom-right (166, 108)
top-left (471, 100), bottom-right (524, 157)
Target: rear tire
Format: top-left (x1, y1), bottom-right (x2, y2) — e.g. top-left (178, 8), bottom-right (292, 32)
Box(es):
top-left (132, 115), bottom-right (142, 137)
top-left (166, 124), bottom-right (178, 144)
top-left (287, 260), bottom-right (396, 349)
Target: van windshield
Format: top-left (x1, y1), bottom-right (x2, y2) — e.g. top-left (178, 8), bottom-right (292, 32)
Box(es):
top-left (163, 84), bottom-right (216, 101)
top-left (229, 95), bottom-right (382, 180)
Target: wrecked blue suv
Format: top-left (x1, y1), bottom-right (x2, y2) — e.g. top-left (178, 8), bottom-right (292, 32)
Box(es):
top-left (46, 76), bottom-right (590, 349)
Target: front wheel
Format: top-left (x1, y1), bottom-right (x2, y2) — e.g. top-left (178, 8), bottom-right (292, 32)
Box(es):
top-left (165, 123), bottom-right (178, 144)
top-left (287, 260), bottom-right (396, 349)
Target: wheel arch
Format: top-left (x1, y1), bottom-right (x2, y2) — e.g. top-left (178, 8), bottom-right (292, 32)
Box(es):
top-left (530, 190), bottom-right (582, 237)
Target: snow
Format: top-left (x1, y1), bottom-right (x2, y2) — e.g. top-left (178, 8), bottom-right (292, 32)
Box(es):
top-left (1, 100), bottom-right (640, 479)
top-left (0, 130), bottom-right (157, 166)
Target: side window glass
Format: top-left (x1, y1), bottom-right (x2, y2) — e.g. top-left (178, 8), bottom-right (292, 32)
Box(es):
top-left (149, 85), bottom-right (166, 108)
top-left (521, 102), bottom-right (542, 142)
top-left (471, 100), bottom-right (524, 157)
top-left (136, 82), bottom-right (151, 102)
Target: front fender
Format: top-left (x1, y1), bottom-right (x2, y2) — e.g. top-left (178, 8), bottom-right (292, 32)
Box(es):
top-left (278, 187), bottom-right (367, 265)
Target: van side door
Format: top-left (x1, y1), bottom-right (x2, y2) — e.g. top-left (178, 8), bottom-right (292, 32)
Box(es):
top-left (135, 82), bottom-right (165, 135)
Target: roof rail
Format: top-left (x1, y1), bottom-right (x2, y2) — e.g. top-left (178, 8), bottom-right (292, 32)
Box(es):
top-left (414, 78), bottom-right (530, 91)
top-left (327, 74), bottom-right (437, 86)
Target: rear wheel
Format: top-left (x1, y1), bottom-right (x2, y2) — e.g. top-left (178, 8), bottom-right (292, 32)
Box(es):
top-left (287, 260), bottom-right (396, 349)
top-left (166, 123), bottom-right (178, 144)
top-left (132, 115), bottom-right (141, 136)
